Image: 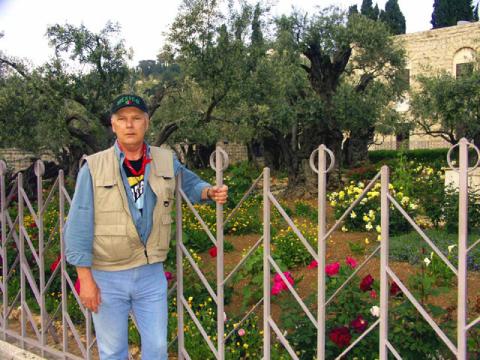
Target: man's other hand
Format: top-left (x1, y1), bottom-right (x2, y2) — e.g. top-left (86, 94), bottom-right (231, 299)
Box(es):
top-left (77, 267), bottom-right (102, 313)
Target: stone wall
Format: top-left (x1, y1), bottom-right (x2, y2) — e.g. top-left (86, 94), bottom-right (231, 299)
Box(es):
top-left (397, 21), bottom-right (480, 81)
top-left (216, 141), bottom-right (248, 164)
top-left (0, 149), bottom-right (56, 173)
top-left (372, 22), bottom-right (480, 151)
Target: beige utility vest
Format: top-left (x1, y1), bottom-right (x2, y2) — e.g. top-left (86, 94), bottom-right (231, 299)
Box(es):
top-left (86, 146), bottom-right (175, 271)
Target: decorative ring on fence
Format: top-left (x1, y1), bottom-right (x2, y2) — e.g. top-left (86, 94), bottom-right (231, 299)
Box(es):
top-left (447, 140), bottom-right (480, 173)
top-left (309, 146), bottom-right (335, 174)
top-left (34, 160), bottom-right (45, 177)
top-left (209, 148), bottom-right (229, 171)
top-left (0, 160), bottom-right (6, 176)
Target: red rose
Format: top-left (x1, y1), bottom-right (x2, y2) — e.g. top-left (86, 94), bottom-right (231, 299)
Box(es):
top-left (329, 326), bottom-right (351, 348)
top-left (390, 281), bottom-right (401, 296)
top-left (165, 271), bottom-right (173, 281)
top-left (74, 278), bottom-right (81, 295)
top-left (325, 262), bottom-right (340, 277)
top-left (350, 315), bottom-right (368, 333)
top-left (50, 255), bottom-right (61, 273)
top-left (307, 260), bottom-right (318, 269)
top-left (208, 246), bottom-right (217, 258)
top-left (360, 274), bottom-right (374, 292)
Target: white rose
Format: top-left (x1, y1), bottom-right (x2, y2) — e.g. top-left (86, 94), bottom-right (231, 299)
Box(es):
top-left (370, 305), bottom-right (380, 317)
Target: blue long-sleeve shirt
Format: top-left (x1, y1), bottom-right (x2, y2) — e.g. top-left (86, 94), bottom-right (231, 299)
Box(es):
top-left (65, 142), bottom-right (210, 267)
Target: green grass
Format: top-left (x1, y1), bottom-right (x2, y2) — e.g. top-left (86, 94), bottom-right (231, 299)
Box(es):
top-left (389, 229), bottom-right (480, 271)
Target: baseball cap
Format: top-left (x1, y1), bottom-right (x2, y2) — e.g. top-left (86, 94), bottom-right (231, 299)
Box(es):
top-left (111, 94), bottom-right (148, 114)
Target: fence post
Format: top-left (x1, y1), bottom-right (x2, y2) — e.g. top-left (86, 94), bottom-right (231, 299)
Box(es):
top-left (263, 167), bottom-right (271, 359)
top-left (176, 171), bottom-right (184, 360)
top-left (59, 170), bottom-right (69, 354)
top-left (216, 147), bottom-right (225, 359)
top-left (18, 172), bottom-right (26, 348)
top-left (379, 165), bottom-right (390, 359)
top-left (35, 161), bottom-right (46, 356)
top-left (317, 146), bottom-right (327, 359)
top-left (457, 138), bottom-right (468, 359)
top-left (0, 161), bottom-right (6, 341)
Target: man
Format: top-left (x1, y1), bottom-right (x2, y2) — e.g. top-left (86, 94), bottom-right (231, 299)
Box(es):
top-left (65, 94), bottom-right (228, 360)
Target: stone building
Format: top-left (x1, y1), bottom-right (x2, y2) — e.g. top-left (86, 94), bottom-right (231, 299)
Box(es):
top-left (370, 21), bottom-right (480, 150)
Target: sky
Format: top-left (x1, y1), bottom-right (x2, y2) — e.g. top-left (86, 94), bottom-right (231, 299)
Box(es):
top-left (0, 0), bottom-right (434, 66)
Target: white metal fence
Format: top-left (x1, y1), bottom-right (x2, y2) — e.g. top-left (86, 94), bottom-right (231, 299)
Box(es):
top-left (0, 139), bottom-right (478, 359)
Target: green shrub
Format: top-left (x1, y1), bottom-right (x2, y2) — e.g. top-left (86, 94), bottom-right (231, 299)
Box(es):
top-left (272, 219), bottom-right (317, 268)
top-left (442, 187), bottom-right (480, 233)
top-left (368, 148), bottom-right (449, 166)
top-left (294, 200), bottom-right (318, 222)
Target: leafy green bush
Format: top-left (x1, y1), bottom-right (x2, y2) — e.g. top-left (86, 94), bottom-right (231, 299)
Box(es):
top-left (442, 187), bottom-right (480, 233)
top-left (272, 219), bottom-right (317, 268)
top-left (344, 163), bottom-right (379, 182)
top-left (294, 200), bottom-right (318, 222)
top-left (368, 148), bottom-right (449, 166)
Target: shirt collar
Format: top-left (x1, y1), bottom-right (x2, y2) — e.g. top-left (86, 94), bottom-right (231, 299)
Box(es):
top-left (114, 140), bottom-right (151, 162)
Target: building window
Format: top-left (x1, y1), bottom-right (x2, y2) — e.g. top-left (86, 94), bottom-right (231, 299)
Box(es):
top-left (455, 62), bottom-right (474, 79)
top-left (453, 47), bottom-right (476, 78)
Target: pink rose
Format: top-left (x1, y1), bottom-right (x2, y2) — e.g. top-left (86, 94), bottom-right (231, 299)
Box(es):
top-left (325, 262), bottom-right (340, 277)
top-left (238, 328), bottom-right (246, 336)
top-left (307, 260), bottom-right (318, 269)
top-left (346, 256), bottom-right (357, 269)
top-left (273, 272), bottom-right (294, 288)
top-left (165, 271), bottom-right (173, 281)
top-left (271, 282), bottom-right (284, 295)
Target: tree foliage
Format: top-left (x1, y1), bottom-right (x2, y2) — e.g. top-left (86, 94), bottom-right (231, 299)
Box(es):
top-left (431, 0), bottom-right (475, 29)
top-left (0, 2), bottom-right (407, 188)
top-left (0, 22), bottom-right (132, 174)
top-left (361, 0), bottom-right (379, 21)
top-left (380, 0), bottom-right (406, 35)
top-left (410, 69), bottom-right (480, 144)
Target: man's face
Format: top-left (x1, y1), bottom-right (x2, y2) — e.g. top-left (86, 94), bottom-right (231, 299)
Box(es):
top-left (111, 107), bottom-right (149, 148)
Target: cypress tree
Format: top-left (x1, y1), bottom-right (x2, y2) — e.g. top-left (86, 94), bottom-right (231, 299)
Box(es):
top-left (361, 0), bottom-right (378, 20)
top-left (348, 4), bottom-right (359, 17)
top-left (380, 0), bottom-right (406, 34)
top-left (431, 0), bottom-right (475, 29)
top-left (251, 3), bottom-right (264, 47)
top-left (373, 4), bottom-right (380, 20)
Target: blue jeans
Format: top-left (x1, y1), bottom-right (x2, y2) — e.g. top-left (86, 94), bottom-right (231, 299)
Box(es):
top-left (92, 263), bottom-right (168, 360)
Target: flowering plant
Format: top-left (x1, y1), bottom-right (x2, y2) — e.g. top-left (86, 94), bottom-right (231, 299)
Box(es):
top-left (329, 181), bottom-right (419, 236)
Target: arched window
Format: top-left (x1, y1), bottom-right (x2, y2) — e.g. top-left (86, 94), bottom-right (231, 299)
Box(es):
top-left (453, 47), bottom-right (476, 78)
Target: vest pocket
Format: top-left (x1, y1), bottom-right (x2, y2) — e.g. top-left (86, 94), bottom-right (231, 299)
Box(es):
top-left (93, 224), bottom-right (132, 262)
